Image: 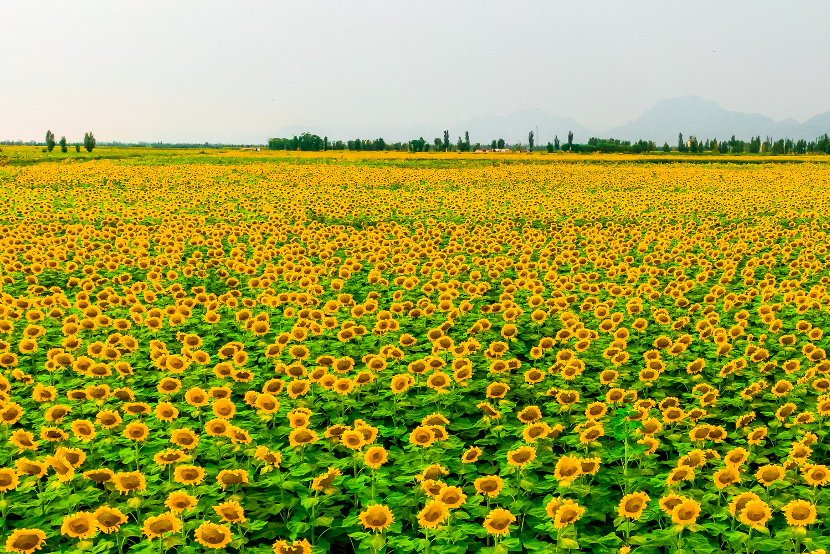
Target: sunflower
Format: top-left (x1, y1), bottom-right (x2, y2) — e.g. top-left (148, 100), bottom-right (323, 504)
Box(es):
top-left (522, 422), bottom-right (551, 443)
top-left (364, 446), bottom-right (388, 469)
top-left (55, 447), bottom-right (85, 468)
top-left (0, 402), bottom-right (23, 425)
top-left (124, 421), bottom-right (150, 442)
top-left (0, 468), bottom-right (19, 492)
top-left (358, 504), bottom-right (395, 532)
top-left (4, 529), bottom-right (47, 554)
top-left (580, 425), bottom-right (605, 444)
top-left (185, 387), bottom-right (209, 407)
top-left (153, 448), bottom-right (188, 466)
top-left (14, 458), bottom-right (46, 479)
top-left (658, 494), bottom-right (688, 516)
top-left (665, 463), bottom-right (698, 486)
top-left (60, 511), bottom-right (97, 539)
top-left (154, 402), bottom-right (179, 422)
top-left (216, 469), bottom-right (248, 490)
top-left (165, 491), bottom-right (198, 513)
top-left (213, 500), bottom-right (246, 523)
top-left (418, 500), bottom-right (449, 529)
top-left (408, 426), bottom-right (435, 448)
top-left (436, 485), bottom-right (467, 509)
top-left (192, 521), bottom-right (233, 549)
top-left (473, 475), bottom-right (504, 498)
top-left (802, 464), bottom-right (830, 486)
top-left (738, 500), bottom-right (772, 531)
top-left (142, 512), bottom-right (181, 540)
top-left (45, 454), bottom-right (74, 482)
top-left (212, 398), bottom-right (236, 419)
top-left (554, 500), bottom-right (585, 529)
top-left (476, 401), bottom-right (501, 419)
top-left (618, 492), bottom-right (650, 520)
top-left (554, 455), bottom-right (582, 483)
top-left (725, 492), bottom-right (760, 517)
top-left (782, 499), bottom-right (817, 527)
top-left (390, 374), bottom-right (414, 394)
top-left (10, 429), bottom-right (38, 451)
top-left (254, 446), bottom-right (282, 466)
top-left (724, 447), bottom-right (750, 467)
top-left (112, 471), bottom-right (146, 494)
top-left (462, 446), bottom-right (483, 463)
top-left (288, 427), bottom-right (319, 447)
top-left (506, 446), bottom-right (536, 468)
top-left (713, 467), bottom-right (741, 490)
top-left (287, 380), bottom-right (311, 399)
top-left (516, 405), bottom-right (542, 424)
top-left (271, 539), bottom-right (312, 554)
top-left (486, 382), bottom-right (510, 399)
top-left (667, 498), bottom-right (700, 527)
top-left (483, 507), bottom-right (516, 537)
top-left (96, 410), bottom-right (122, 429)
top-left (92, 505), bottom-right (128, 534)
top-left (174, 465), bottom-right (205, 486)
top-left (170, 428), bottom-right (199, 449)
top-left (311, 467), bottom-right (342, 492)
top-left (755, 464), bottom-right (785, 487)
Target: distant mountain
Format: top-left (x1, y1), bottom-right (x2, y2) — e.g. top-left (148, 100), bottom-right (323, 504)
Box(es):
top-left (605, 95), bottom-right (830, 144)
top-left (264, 97), bottom-right (830, 147)
top-left (269, 109), bottom-right (594, 146)
top-left (448, 109), bottom-right (594, 147)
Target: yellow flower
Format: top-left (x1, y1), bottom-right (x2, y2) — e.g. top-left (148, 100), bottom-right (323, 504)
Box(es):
top-left (482, 507), bottom-right (516, 536)
top-left (738, 500), bottom-right (772, 531)
top-left (618, 492), bottom-right (650, 520)
top-left (358, 504), bottom-right (395, 531)
top-left (782, 499), bottom-right (817, 527)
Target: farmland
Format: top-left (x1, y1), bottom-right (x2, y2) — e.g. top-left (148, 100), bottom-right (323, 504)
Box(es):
top-left (2, 149), bottom-right (830, 553)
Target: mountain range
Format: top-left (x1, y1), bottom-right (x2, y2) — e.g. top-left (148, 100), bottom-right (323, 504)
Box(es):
top-left (270, 96), bottom-right (830, 146)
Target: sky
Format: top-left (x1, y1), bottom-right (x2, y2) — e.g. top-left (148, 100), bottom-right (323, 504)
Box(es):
top-left (2, 1), bottom-right (829, 144)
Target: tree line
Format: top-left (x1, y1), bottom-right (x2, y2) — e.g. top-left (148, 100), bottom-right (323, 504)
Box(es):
top-left (41, 130), bottom-right (96, 153)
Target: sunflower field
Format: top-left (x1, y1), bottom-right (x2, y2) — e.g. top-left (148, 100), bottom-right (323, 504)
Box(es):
top-left (2, 150), bottom-right (830, 554)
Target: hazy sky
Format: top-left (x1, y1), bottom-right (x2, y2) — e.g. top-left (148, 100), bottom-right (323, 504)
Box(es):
top-left (3, 1), bottom-right (829, 143)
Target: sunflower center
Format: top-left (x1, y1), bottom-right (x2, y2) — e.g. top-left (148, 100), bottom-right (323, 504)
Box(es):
top-left (13, 535), bottom-right (41, 550)
top-left (202, 528), bottom-right (225, 544)
top-left (69, 519), bottom-right (91, 534)
top-left (624, 499), bottom-right (643, 512)
top-left (98, 513), bottom-right (120, 527)
top-left (149, 519), bottom-right (174, 534)
top-left (490, 516), bottom-right (510, 530)
top-left (792, 506), bottom-right (811, 520)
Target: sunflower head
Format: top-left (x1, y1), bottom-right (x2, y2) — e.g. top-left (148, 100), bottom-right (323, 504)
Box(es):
top-left (418, 500), bottom-right (449, 529)
top-left (483, 507), bottom-right (516, 536)
top-left (473, 475), bottom-right (504, 498)
top-left (4, 528), bottom-right (47, 554)
top-left (553, 500), bottom-right (585, 529)
top-left (91, 506), bottom-right (128, 534)
top-left (213, 500), bottom-right (246, 523)
top-left (783, 499), bottom-right (817, 527)
top-left (738, 500), bottom-right (772, 531)
top-left (60, 511), bottom-right (97, 539)
top-left (671, 498), bottom-right (701, 527)
top-left (358, 504), bottom-right (395, 532)
top-left (618, 492), bottom-right (650, 520)
top-left (142, 512), bottom-right (181, 540)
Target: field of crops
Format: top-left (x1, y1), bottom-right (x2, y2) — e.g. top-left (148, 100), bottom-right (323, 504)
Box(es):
top-left (2, 150), bottom-right (830, 554)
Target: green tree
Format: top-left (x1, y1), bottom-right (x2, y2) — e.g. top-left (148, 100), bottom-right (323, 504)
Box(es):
top-left (75, 144), bottom-right (80, 153)
top-left (528, 130), bottom-right (534, 152)
top-left (497, 138), bottom-right (505, 149)
top-left (546, 142), bottom-right (554, 153)
top-left (443, 130), bottom-right (450, 152)
top-left (46, 130), bottom-right (55, 152)
top-left (554, 136), bottom-right (560, 150)
top-left (567, 131), bottom-right (573, 148)
top-left (434, 138), bottom-right (443, 150)
top-left (662, 142), bottom-right (670, 153)
top-left (324, 136), bottom-right (328, 151)
top-left (678, 132), bottom-right (684, 153)
top-left (464, 131), bottom-right (470, 152)
top-left (491, 140), bottom-right (497, 150)
top-left (83, 132), bottom-right (96, 152)
top-left (59, 136), bottom-right (67, 153)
